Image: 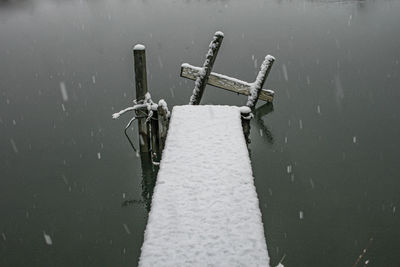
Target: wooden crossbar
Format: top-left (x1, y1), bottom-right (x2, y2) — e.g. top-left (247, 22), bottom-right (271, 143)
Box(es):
top-left (181, 64), bottom-right (274, 103)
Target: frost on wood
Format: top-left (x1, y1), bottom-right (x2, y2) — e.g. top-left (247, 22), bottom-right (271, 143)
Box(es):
top-left (112, 92), bottom-right (157, 122)
top-left (239, 106), bottom-right (251, 114)
top-left (182, 63), bottom-right (251, 92)
top-left (181, 63), bottom-right (275, 103)
top-left (112, 93), bottom-right (170, 153)
top-left (214, 30), bottom-right (224, 37)
top-left (265, 89), bottom-right (275, 96)
top-left (139, 105), bottom-right (270, 267)
top-left (189, 32), bottom-right (223, 105)
top-left (134, 44), bottom-right (146, 50)
top-left (157, 99), bottom-right (171, 152)
top-left (239, 106), bottom-right (253, 120)
top-left (247, 55), bottom-right (275, 108)
top-left (158, 99), bottom-right (171, 118)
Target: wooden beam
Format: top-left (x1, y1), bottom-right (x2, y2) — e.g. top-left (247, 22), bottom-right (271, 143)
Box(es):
top-left (246, 55), bottom-right (275, 109)
top-left (181, 64), bottom-right (274, 102)
top-left (133, 44), bottom-right (151, 153)
top-left (189, 31), bottom-right (224, 105)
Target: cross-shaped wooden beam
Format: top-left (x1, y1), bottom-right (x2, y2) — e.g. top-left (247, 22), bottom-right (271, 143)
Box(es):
top-left (181, 63), bottom-right (275, 103)
top-left (181, 31), bottom-right (275, 109)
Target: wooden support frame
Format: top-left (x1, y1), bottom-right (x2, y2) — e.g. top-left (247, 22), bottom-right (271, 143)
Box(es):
top-left (181, 64), bottom-right (274, 103)
top-left (181, 31), bottom-right (275, 108)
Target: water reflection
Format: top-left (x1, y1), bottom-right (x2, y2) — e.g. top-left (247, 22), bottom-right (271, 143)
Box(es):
top-left (121, 152), bottom-right (158, 212)
top-left (254, 103), bottom-right (274, 145)
top-left (139, 152), bottom-right (158, 212)
top-left (243, 103), bottom-right (275, 145)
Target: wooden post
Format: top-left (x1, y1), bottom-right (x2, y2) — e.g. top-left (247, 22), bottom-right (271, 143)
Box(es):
top-left (150, 110), bottom-right (160, 157)
top-left (246, 55), bottom-right (275, 109)
top-left (189, 31), bottom-right (224, 105)
top-left (133, 44), bottom-right (150, 153)
top-left (139, 151), bottom-right (157, 212)
top-left (240, 106), bottom-right (252, 145)
top-left (157, 100), bottom-right (170, 153)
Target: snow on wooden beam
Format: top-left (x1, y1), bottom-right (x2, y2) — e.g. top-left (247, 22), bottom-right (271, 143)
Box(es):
top-left (188, 31), bottom-right (224, 105)
top-left (246, 55), bottom-right (275, 109)
top-left (181, 63), bottom-right (274, 103)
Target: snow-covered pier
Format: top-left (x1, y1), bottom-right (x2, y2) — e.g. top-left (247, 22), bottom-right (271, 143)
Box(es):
top-left (139, 105), bottom-right (270, 266)
top-left (112, 31), bottom-right (276, 266)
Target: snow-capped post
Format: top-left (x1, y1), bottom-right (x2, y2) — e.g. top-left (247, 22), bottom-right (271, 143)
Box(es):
top-left (246, 55), bottom-right (275, 109)
top-left (240, 106), bottom-right (252, 144)
top-left (157, 100), bottom-right (170, 152)
top-left (189, 31), bottom-right (224, 105)
top-left (133, 44), bottom-right (151, 153)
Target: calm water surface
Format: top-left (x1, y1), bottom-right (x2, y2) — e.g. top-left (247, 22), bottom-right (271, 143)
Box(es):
top-left (1, 0), bottom-right (399, 266)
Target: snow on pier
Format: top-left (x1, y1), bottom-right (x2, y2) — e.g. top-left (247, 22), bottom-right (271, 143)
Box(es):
top-left (139, 105), bottom-right (270, 267)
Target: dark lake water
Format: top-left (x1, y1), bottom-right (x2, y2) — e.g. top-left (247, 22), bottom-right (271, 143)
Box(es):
top-left (1, 0), bottom-right (399, 266)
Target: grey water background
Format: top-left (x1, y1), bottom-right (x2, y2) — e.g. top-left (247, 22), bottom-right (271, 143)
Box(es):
top-left (1, 0), bottom-right (399, 266)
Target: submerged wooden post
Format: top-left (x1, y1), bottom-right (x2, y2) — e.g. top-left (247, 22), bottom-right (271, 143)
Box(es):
top-left (189, 31), bottom-right (224, 105)
top-left (139, 151), bottom-right (157, 212)
top-left (134, 44), bottom-right (151, 153)
top-left (246, 55), bottom-right (275, 109)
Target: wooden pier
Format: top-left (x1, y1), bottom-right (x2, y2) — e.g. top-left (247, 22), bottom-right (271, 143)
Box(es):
top-left (113, 31), bottom-right (276, 266)
top-left (139, 105), bottom-right (270, 266)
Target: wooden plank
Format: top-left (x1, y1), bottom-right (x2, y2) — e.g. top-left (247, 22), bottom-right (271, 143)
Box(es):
top-left (133, 44), bottom-right (150, 153)
top-left (189, 31), bottom-right (224, 105)
top-left (181, 64), bottom-right (274, 102)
